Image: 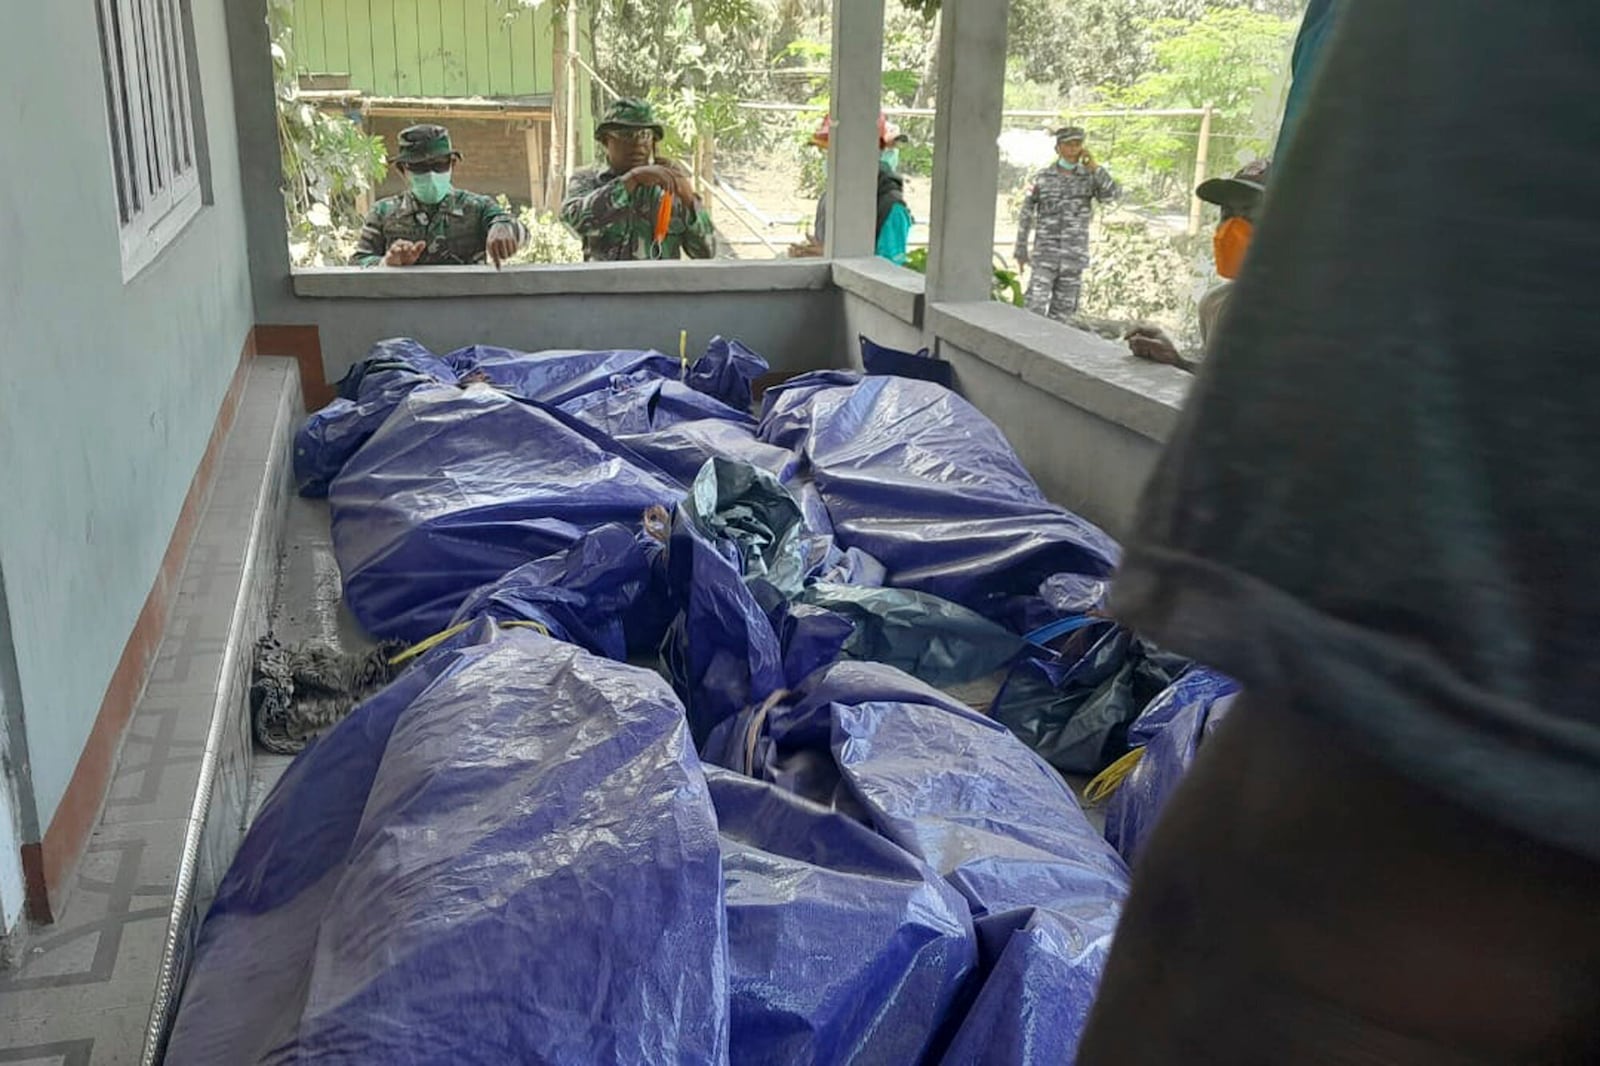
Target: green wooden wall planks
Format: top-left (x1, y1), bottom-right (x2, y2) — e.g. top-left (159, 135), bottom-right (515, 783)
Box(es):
top-left (439, 0), bottom-right (468, 95)
top-left (416, 0), bottom-right (444, 94)
top-left (322, 0), bottom-right (351, 73)
top-left (296, 0), bottom-right (554, 98)
top-left (298, 0), bottom-right (326, 71)
top-left (391, 0), bottom-right (421, 94)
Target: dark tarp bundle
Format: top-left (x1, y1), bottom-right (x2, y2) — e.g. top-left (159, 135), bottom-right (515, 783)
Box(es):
top-left (709, 770), bottom-right (975, 1065)
top-left (989, 623), bottom-right (1190, 776)
top-left (663, 461), bottom-right (1032, 745)
top-left (167, 623), bottom-right (729, 1065)
top-left (662, 460), bottom-right (798, 745)
top-left (757, 373), bottom-right (1120, 622)
top-left (329, 385), bottom-right (682, 641)
top-left (448, 522), bottom-right (671, 661)
top-left (704, 661), bottom-right (1129, 1064)
top-left (1104, 668), bottom-right (1240, 863)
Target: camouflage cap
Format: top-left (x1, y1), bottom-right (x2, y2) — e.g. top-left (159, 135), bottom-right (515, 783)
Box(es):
top-left (394, 124), bottom-right (460, 164)
top-left (596, 98), bottom-right (666, 141)
top-left (1054, 126), bottom-right (1087, 143)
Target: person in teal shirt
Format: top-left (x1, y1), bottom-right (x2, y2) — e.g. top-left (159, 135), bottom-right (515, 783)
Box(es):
top-left (874, 140), bottom-right (914, 265)
top-left (809, 117), bottom-right (915, 266)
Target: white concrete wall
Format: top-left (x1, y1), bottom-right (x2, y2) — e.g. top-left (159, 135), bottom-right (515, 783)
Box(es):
top-left (0, 1), bottom-right (255, 831)
top-left (294, 265), bottom-right (844, 382)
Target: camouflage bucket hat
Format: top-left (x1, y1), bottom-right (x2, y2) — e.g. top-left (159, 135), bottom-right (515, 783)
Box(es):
top-left (394, 124), bottom-right (460, 165)
top-left (596, 98), bottom-right (666, 141)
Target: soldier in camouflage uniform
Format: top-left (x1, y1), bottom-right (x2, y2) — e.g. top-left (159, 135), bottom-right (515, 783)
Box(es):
top-left (1014, 126), bottom-right (1120, 322)
top-left (350, 124), bottom-right (528, 267)
top-left (562, 99), bottom-right (716, 262)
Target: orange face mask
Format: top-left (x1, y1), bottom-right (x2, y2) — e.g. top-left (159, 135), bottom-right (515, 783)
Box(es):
top-left (1213, 216), bottom-right (1254, 279)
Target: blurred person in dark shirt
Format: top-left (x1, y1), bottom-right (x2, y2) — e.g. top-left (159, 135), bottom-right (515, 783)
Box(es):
top-left (1080, 3), bottom-right (1600, 1063)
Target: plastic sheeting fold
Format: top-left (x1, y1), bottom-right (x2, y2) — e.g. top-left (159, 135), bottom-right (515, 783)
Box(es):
top-left (168, 624), bottom-right (729, 1065)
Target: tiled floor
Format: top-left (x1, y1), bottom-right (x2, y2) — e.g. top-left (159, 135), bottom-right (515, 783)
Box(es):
top-left (0, 361), bottom-right (313, 1065)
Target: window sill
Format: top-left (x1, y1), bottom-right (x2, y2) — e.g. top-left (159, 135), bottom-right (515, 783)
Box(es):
top-left (831, 258), bottom-right (925, 326)
top-left (928, 300), bottom-right (1190, 442)
top-left (292, 259), bottom-right (834, 299)
top-left (122, 184), bottom-right (204, 282)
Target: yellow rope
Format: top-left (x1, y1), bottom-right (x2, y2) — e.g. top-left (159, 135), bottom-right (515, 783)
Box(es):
top-left (388, 619), bottom-right (550, 668)
top-left (1083, 746), bottom-right (1147, 805)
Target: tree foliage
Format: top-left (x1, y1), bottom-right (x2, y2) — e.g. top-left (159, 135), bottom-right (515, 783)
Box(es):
top-left (269, 0), bottom-right (388, 266)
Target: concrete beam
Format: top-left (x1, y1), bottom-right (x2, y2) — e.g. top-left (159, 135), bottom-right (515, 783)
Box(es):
top-left (925, 0), bottom-right (1008, 304)
top-left (825, 0), bottom-right (886, 259)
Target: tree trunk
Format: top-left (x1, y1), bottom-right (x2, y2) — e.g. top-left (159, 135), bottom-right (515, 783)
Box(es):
top-left (911, 11), bottom-right (941, 109)
top-left (546, 0), bottom-right (571, 208)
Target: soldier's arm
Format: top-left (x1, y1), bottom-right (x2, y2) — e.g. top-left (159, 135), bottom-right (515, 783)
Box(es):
top-left (1093, 166), bottom-right (1121, 202)
top-left (478, 194), bottom-right (529, 246)
top-left (350, 204), bottom-right (389, 266)
top-left (560, 170), bottom-right (634, 238)
top-left (1015, 180), bottom-right (1039, 260)
top-left (680, 201), bottom-right (716, 260)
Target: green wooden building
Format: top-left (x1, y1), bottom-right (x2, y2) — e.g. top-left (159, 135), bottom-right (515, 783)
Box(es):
top-left (294, 0), bottom-right (596, 207)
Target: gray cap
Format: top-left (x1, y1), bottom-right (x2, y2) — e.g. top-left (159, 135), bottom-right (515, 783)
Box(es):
top-left (1054, 126), bottom-right (1087, 143)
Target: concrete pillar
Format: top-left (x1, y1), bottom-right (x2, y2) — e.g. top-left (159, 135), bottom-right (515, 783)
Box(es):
top-left (925, 0), bottom-right (1008, 304)
top-left (825, 0), bottom-right (885, 259)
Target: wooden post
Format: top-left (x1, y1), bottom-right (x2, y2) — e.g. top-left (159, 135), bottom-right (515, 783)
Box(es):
top-left (546, 0), bottom-right (570, 208)
top-left (525, 121), bottom-right (548, 212)
top-left (564, 2), bottom-right (579, 172)
top-left (1188, 103), bottom-right (1215, 236)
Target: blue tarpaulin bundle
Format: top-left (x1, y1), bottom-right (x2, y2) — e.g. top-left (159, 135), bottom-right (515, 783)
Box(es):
top-left (329, 386), bottom-right (683, 640)
top-left (705, 660), bottom-right (1130, 1064)
top-left (297, 336), bottom-right (771, 498)
top-left (240, 336), bottom-right (1212, 1064)
top-left (661, 460), bottom-right (1034, 744)
top-left (294, 338), bottom-right (460, 497)
top-left (448, 522), bottom-right (670, 661)
top-left (710, 770), bottom-right (976, 1065)
top-left (167, 624), bottom-right (729, 1065)
top-left (1104, 668), bottom-right (1240, 863)
top-left (757, 373), bottom-right (1120, 622)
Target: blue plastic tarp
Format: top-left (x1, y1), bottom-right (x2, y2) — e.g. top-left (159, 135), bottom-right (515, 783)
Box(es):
top-left (709, 770), bottom-right (975, 1065)
top-left (329, 385), bottom-right (683, 641)
top-left (706, 660), bottom-right (1129, 1064)
top-left (448, 522), bottom-right (670, 660)
top-left (1104, 668), bottom-right (1240, 863)
top-left (295, 338), bottom-right (461, 497)
top-left (757, 373), bottom-right (1120, 621)
top-left (298, 337), bottom-right (770, 498)
top-left (167, 623), bottom-right (729, 1065)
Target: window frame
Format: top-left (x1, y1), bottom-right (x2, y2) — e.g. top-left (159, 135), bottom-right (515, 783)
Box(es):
top-left (94, 0), bottom-right (204, 280)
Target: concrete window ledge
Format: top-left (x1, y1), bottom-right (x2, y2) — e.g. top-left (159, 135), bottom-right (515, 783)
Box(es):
top-left (293, 259), bottom-right (834, 299)
top-left (928, 301), bottom-right (1191, 442)
top-left (831, 258), bottom-right (925, 327)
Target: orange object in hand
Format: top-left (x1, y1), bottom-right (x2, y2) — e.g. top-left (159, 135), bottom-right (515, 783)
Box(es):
top-left (1213, 216), bottom-right (1254, 280)
top-left (654, 191), bottom-right (675, 245)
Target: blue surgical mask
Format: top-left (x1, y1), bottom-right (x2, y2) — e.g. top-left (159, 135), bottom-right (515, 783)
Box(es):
top-left (409, 171), bottom-right (452, 205)
top-left (1056, 157), bottom-right (1078, 171)
top-left (880, 148), bottom-right (901, 171)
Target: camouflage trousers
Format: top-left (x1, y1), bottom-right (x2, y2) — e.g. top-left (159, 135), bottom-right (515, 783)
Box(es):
top-left (1025, 261), bottom-right (1085, 323)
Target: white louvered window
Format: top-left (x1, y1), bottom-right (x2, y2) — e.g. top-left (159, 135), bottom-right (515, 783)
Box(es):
top-left (94, 0), bottom-right (204, 278)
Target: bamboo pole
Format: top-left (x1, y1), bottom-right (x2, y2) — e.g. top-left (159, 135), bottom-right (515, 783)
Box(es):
top-left (1188, 103), bottom-right (1215, 236)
